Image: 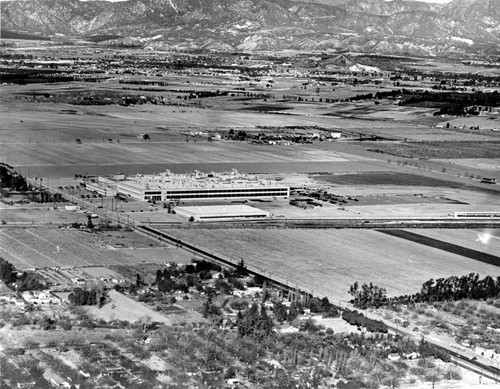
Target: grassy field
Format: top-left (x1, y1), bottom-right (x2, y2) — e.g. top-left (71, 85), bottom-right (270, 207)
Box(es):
top-left (0, 228), bottom-right (193, 270)
top-left (159, 228), bottom-right (500, 303)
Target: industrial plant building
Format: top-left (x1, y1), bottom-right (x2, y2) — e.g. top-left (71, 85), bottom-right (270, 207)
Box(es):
top-left (176, 205), bottom-right (270, 221)
top-left (110, 169), bottom-right (289, 202)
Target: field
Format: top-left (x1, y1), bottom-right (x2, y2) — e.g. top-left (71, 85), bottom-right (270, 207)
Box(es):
top-left (0, 227), bottom-right (193, 270)
top-left (313, 172), bottom-right (469, 188)
top-left (159, 228), bottom-right (500, 303)
top-left (403, 228), bottom-right (500, 257)
top-left (2, 77), bottom-right (500, 182)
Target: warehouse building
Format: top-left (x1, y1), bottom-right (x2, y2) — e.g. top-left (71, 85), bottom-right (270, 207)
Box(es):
top-left (176, 205), bottom-right (270, 221)
top-left (115, 169), bottom-right (289, 202)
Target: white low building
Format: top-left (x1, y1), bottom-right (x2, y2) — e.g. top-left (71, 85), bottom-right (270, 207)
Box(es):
top-left (115, 169), bottom-right (289, 202)
top-left (176, 205), bottom-right (270, 221)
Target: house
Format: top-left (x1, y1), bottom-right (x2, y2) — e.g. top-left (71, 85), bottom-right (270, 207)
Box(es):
top-left (266, 360), bottom-right (284, 369)
top-left (246, 287), bottom-right (262, 296)
top-left (71, 277), bottom-right (86, 285)
top-left (387, 353), bottom-right (401, 361)
top-left (403, 352), bottom-right (420, 360)
top-left (280, 326), bottom-right (299, 334)
top-left (22, 290), bottom-right (61, 305)
top-left (212, 272), bottom-right (224, 279)
top-left (263, 301), bottom-right (274, 309)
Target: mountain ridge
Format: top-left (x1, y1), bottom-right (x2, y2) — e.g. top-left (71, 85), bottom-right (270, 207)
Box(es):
top-left (1, 0), bottom-right (499, 56)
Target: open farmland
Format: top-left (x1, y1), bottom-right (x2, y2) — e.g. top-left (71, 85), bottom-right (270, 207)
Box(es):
top-left (313, 172), bottom-right (468, 188)
top-left (0, 228), bottom-right (192, 270)
top-left (402, 228), bottom-right (500, 257)
top-left (160, 228), bottom-right (500, 303)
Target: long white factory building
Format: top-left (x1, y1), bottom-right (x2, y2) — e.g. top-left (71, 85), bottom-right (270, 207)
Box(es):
top-left (113, 169), bottom-right (289, 202)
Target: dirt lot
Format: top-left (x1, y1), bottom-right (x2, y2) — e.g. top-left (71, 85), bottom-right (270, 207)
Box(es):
top-left (84, 290), bottom-right (203, 324)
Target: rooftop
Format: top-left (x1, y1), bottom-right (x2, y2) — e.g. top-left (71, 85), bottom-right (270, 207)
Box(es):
top-left (119, 169), bottom-right (286, 190)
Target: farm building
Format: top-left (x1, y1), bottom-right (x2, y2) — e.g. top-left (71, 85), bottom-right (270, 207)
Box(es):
top-left (176, 205), bottom-right (270, 221)
top-left (115, 169), bottom-right (289, 202)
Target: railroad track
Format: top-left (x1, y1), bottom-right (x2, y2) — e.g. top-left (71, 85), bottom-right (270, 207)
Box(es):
top-left (146, 217), bottom-right (500, 229)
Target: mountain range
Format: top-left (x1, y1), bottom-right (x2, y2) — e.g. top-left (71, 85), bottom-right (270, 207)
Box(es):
top-left (1, 0), bottom-right (499, 57)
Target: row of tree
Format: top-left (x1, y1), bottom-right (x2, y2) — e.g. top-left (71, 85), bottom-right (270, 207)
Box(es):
top-left (0, 166), bottom-right (28, 191)
top-left (349, 273), bottom-right (500, 309)
top-left (400, 273), bottom-right (500, 305)
top-left (68, 287), bottom-right (105, 307)
top-left (348, 282), bottom-right (387, 309)
top-left (342, 308), bottom-right (388, 333)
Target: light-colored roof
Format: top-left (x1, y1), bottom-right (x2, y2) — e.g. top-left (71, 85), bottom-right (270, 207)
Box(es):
top-left (176, 205), bottom-right (270, 218)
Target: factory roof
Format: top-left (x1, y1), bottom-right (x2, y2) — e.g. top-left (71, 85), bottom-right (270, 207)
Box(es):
top-left (119, 169), bottom-right (285, 190)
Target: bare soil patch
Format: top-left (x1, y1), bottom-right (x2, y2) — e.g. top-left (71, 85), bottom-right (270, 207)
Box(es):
top-left (84, 289), bottom-right (199, 324)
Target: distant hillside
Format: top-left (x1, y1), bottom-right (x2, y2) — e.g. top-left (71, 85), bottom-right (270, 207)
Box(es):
top-left (0, 29), bottom-right (51, 41)
top-left (1, 0), bottom-right (499, 56)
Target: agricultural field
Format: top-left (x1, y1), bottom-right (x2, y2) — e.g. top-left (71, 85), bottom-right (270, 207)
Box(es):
top-left (0, 227), bottom-right (192, 270)
top-left (0, 205), bottom-right (80, 225)
top-left (313, 172), bottom-right (469, 188)
top-left (2, 72), bottom-right (499, 182)
top-left (159, 228), bottom-right (500, 303)
top-left (403, 229), bottom-right (500, 257)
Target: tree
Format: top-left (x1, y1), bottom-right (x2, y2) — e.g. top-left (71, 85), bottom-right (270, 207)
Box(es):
top-left (273, 301), bottom-right (288, 323)
top-left (203, 295), bottom-right (221, 318)
top-left (0, 257), bottom-right (16, 283)
top-left (68, 288), bottom-right (98, 306)
top-left (256, 305), bottom-right (274, 339)
top-left (235, 258), bottom-right (248, 277)
top-left (287, 302), bottom-right (300, 322)
top-left (86, 215), bottom-right (93, 229)
top-left (425, 368), bottom-right (443, 389)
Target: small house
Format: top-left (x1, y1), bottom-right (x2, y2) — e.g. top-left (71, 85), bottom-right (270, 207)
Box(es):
top-left (280, 326), bottom-right (299, 334)
top-left (387, 353), bottom-right (401, 361)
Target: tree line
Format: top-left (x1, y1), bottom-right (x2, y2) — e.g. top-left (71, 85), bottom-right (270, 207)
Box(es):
top-left (349, 273), bottom-right (500, 310)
